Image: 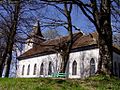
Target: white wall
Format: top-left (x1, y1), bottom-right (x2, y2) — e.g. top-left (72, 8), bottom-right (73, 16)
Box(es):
top-left (17, 54), bottom-right (61, 78)
top-left (23, 39), bottom-right (33, 53)
top-left (17, 48), bottom-right (99, 78)
top-left (68, 48), bottom-right (99, 78)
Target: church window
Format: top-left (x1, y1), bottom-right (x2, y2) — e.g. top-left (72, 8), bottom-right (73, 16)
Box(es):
top-left (48, 62), bottom-right (52, 75)
top-left (27, 64), bottom-right (30, 75)
top-left (118, 63), bottom-right (120, 78)
top-left (72, 61), bottom-right (77, 75)
top-left (114, 62), bottom-right (117, 76)
top-left (90, 58), bottom-right (95, 76)
top-left (40, 63), bottom-right (44, 75)
top-left (22, 65), bottom-right (25, 75)
top-left (33, 64), bottom-right (37, 75)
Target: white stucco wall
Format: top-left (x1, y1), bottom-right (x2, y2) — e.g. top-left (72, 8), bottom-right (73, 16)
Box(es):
top-left (17, 48), bottom-right (99, 78)
top-left (24, 40), bottom-right (33, 53)
top-left (17, 54), bottom-right (61, 78)
top-left (68, 48), bottom-right (99, 78)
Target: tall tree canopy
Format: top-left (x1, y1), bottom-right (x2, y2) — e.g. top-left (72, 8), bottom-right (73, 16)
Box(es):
top-left (43, 0), bottom-right (120, 75)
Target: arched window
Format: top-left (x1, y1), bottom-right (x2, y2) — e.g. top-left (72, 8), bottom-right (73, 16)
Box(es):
top-left (22, 65), bottom-right (25, 75)
top-left (72, 61), bottom-right (77, 75)
top-left (119, 63), bottom-right (120, 78)
top-left (90, 58), bottom-right (95, 76)
top-left (114, 62), bottom-right (117, 76)
top-left (33, 64), bottom-right (37, 75)
top-left (48, 62), bottom-right (52, 75)
top-left (27, 64), bottom-right (30, 75)
top-left (40, 63), bottom-right (44, 75)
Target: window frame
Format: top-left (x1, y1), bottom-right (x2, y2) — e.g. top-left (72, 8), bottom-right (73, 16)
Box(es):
top-left (22, 65), bottom-right (25, 75)
top-left (27, 64), bottom-right (30, 75)
top-left (72, 60), bottom-right (77, 75)
top-left (33, 64), bottom-right (37, 75)
top-left (90, 58), bottom-right (95, 76)
top-left (48, 62), bottom-right (52, 75)
top-left (40, 63), bottom-right (44, 75)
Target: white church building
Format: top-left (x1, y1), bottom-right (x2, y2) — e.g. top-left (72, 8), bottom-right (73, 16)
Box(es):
top-left (17, 22), bottom-right (120, 78)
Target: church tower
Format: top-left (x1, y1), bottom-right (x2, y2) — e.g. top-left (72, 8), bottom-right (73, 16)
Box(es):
top-left (32, 20), bottom-right (44, 38)
top-left (24, 21), bottom-right (45, 52)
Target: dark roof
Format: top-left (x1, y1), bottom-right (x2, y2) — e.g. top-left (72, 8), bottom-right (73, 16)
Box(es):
top-left (18, 32), bottom-right (98, 60)
top-left (113, 45), bottom-right (120, 55)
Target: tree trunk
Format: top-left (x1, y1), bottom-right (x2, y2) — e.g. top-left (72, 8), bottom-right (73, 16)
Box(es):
top-left (0, 1), bottom-right (20, 77)
top-left (0, 37), bottom-right (14, 77)
top-left (0, 62), bottom-right (4, 77)
top-left (97, 30), bottom-right (112, 75)
top-left (60, 52), bottom-right (69, 73)
top-left (59, 3), bottom-right (73, 74)
top-left (0, 46), bottom-right (9, 77)
top-left (4, 50), bottom-right (12, 77)
top-left (97, 0), bottom-right (112, 75)
top-left (4, 1), bottom-right (20, 77)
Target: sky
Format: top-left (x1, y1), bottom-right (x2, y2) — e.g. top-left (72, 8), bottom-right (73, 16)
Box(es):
top-left (33, 3), bottom-right (96, 36)
top-left (36, 1), bottom-right (120, 36)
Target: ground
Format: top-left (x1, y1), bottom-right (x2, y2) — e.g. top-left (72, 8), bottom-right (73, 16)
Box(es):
top-left (0, 75), bottom-right (120, 90)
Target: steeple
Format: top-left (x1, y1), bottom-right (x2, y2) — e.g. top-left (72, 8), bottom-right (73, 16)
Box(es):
top-left (24, 21), bottom-right (45, 53)
top-left (32, 20), bottom-right (43, 37)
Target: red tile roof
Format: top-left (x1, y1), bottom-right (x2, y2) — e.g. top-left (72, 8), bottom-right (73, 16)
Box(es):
top-left (18, 32), bottom-right (98, 60)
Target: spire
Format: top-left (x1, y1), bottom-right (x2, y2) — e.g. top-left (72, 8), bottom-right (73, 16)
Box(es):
top-left (32, 20), bottom-right (43, 37)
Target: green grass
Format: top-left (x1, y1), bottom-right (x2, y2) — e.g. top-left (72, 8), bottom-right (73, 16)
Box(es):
top-left (0, 75), bottom-right (120, 90)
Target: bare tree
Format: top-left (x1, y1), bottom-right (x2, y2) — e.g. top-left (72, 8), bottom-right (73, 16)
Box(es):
top-left (0, 0), bottom-right (46, 77)
top-left (43, 0), bottom-right (120, 75)
top-left (41, 2), bottom-right (83, 73)
top-left (72, 0), bottom-right (119, 75)
top-left (0, 0), bottom-right (21, 77)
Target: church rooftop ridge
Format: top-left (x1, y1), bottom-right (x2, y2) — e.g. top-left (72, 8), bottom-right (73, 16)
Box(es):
top-left (18, 32), bottom-right (97, 60)
top-left (18, 31), bottom-right (120, 60)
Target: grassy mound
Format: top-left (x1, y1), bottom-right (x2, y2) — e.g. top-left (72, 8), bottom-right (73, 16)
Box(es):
top-left (0, 75), bottom-right (120, 90)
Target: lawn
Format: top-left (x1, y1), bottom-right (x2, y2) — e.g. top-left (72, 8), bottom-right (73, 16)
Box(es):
top-left (0, 75), bottom-right (120, 90)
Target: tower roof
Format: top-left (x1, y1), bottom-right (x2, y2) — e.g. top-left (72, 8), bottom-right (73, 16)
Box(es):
top-left (31, 20), bottom-right (43, 37)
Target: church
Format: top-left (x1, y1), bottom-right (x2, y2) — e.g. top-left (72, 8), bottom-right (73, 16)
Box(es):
top-left (17, 21), bottom-right (120, 78)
